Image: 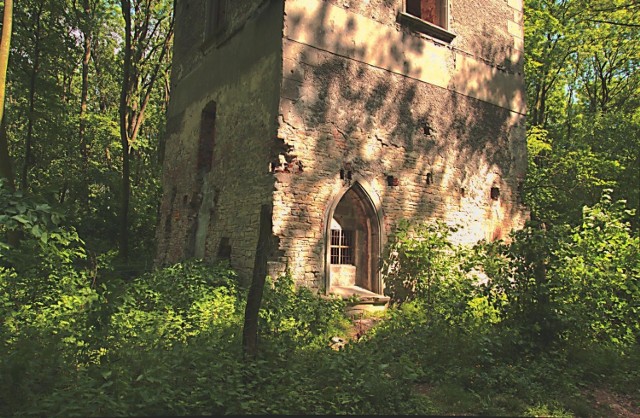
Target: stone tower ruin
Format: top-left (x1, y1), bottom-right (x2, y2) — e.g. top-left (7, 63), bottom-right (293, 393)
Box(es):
top-left (155, 0), bottom-right (528, 300)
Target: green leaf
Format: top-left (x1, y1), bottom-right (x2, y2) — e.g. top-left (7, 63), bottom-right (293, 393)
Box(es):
top-left (11, 214), bottom-right (30, 225)
top-left (51, 212), bottom-right (62, 225)
top-left (31, 224), bottom-right (43, 238)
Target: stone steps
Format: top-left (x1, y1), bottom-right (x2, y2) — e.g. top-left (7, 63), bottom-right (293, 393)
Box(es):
top-left (329, 285), bottom-right (390, 317)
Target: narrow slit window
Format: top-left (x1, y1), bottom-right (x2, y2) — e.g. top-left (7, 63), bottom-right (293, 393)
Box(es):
top-left (197, 101), bottom-right (217, 175)
top-left (330, 229), bottom-right (354, 265)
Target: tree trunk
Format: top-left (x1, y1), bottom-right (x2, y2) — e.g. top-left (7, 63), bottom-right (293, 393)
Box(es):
top-left (242, 204), bottom-right (273, 359)
top-left (0, 116), bottom-right (12, 189)
top-left (119, 0), bottom-right (132, 265)
top-left (117, 0), bottom-right (173, 266)
top-left (0, 0), bottom-right (19, 247)
top-left (21, 2), bottom-right (43, 192)
top-left (78, 0), bottom-right (92, 206)
top-left (0, 0), bottom-right (13, 187)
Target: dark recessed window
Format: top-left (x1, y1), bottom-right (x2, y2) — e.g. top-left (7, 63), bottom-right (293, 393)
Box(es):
top-left (517, 182), bottom-right (524, 204)
top-left (197, 101), bottom-right (217, 176)
top-left (217, 237), bottom-right (231, 260)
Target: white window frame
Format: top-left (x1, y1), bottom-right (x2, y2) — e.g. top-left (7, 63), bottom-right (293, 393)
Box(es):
top-left (330, 229), bottom-right (355, 265)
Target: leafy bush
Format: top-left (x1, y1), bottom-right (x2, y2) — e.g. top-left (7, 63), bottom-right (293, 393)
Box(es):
top-left (0, 189), bottom-right (100, 416)
top-left (109, 260), bottom-right (241, 347)
top-left (477, 191), bottom-right (639, 350)
top-left (0, 258), bottom-right (247, 417)
top-left (552, 192), bottom-right (639, 347)
top-left (0, 178), bottom-right (87, 271)
top-left (1, 191), bottom-right (637, 416)
top-left (258, 273), bottom-right (350, 351)
top-left (381, 219), bottom-right (499, 328)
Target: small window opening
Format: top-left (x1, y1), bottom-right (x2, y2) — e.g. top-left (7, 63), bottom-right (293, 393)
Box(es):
top-left (217, 237), bottom-right (231, 260)
top-left (426, 172), bottom-right (434, 185)
top-left (330, 229), bottom-right (354, 265)
top-left (387, 175), bottom-right (399, 186)
top-left (198, 101), bottom-right (217, 175)
top-left (491, 187), bottom-right (500, 200)
top-left (406, 0), bottom-right (447, 29)
top-left (460, 187), bottom-right (466, 197)
top-left (423, 123), bottom-right (433, 136)
top-left (517, 181), bottom-right (524, 204)
top-left (400, 0), bottom-right (455, 42)
top-left (340, 169), bottom-right (352, 180)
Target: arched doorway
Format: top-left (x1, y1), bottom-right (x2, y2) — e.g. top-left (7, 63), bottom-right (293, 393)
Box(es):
top-left (324, 182), bottom-right (383, 296)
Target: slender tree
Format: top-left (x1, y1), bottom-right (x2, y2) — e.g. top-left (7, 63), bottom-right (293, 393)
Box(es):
top-left (20, 2), bottom-right (46, 191)
top-left (0, 0), bottom-right (13, 189)
top-left (118, 0), bottom-right (174, 264)
top-left (73, 0), bottom-right (96, 207)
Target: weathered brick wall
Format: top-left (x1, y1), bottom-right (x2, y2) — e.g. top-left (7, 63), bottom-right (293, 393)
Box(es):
top-left (272, 0), bottom-right (528, 290)
top-left (159, 0), bottom-right (527, 291)
top-left (318, 0), bottom-right (524, 72)
top-left (170, 1), bottom-right (278, 88)
top-left (156, 0), bottom-right (283, 284)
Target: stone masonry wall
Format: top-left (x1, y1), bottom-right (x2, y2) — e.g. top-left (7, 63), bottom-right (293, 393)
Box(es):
top-left (272, 0), bottom-right (528, 291)
top-left (155, 0), bottom-right (283, 284)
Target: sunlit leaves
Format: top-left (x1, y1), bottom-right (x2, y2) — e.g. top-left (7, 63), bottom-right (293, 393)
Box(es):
top-left (524, 0), bottom-right (639, 227)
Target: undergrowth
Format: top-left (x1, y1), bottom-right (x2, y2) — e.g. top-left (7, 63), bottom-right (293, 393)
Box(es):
top-left (1, 191), bottom-right (638, 416)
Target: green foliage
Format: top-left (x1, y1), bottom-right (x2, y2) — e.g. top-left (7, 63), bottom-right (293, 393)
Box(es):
top-left (0, 257), bottom-right (436, 416)
top-left (381, 219), bottom-right (499, 328)
top-left (553, 192), bottom-right (639, 347)
top-left (1, 231), bottom-right (638, 417)
top-left (109, 260), bottom-right (241, 348)
top-left (0, 184), bottom-right (99, 416)
top-left (258, 273), bottom-right (350, 351)
top-left (2, 0), bottom-right (170, 271)
top-left (476, 191), bottom-right (639, 350)
top-left (0, 259), bottom-right (248, 417)
top-left (524, 0), bottom-right (639, 229)
top-left (376, 205), bottom-right (639, 415)
top-left (0, 178), bottom-right (89, 305)
top-left (0, 178), bottom-right (70, 248)
top-left (524, 120), bottom-right (638, 227)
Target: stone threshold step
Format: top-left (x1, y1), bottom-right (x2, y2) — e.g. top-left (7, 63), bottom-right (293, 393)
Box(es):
top-left (329, 285), bottom-right (390, 306)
